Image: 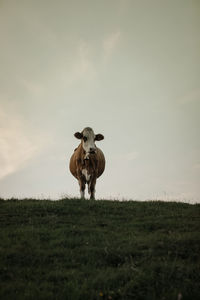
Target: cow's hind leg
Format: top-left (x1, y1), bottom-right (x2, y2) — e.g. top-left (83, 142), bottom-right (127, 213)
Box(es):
top-left (89, 178), bottom-right (96, 200)
top-left (78, 177), bottom-right (86, 199)
top-left (88, 182), bottom-right (91, 196)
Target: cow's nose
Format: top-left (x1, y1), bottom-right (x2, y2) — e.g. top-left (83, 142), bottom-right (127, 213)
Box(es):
top-left (90, 147), bottom-right (96, 153)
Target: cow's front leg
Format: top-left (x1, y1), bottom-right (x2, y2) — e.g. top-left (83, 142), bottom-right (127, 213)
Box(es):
top-left (89, 177), bottom-right (96, 200)
top-left (78, 176), bottom-right (86, 199)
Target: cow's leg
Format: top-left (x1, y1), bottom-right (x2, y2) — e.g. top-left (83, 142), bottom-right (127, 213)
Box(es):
top-left (88, 183), bottom-right (90, 196)
top-left (89, 177), bottom-right (96, 200)
top-left (78, 177), bottom-right (86, 199)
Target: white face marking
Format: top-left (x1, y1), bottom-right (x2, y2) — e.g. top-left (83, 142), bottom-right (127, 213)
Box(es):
top-left (82, 168), bottom-right (91, 182)
top-left (82, 127), bottom-right (96, 154)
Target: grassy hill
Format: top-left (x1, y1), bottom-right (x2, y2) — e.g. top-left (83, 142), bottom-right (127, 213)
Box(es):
top-left (0, 198), bottom-right (200, 300)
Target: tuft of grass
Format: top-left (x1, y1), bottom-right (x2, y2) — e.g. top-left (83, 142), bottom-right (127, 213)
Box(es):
top-left (0, 199), bottom-right (200, 299)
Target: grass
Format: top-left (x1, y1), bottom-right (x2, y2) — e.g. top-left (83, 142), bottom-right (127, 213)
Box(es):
top-left (0, 198), bottom-right (200, 300)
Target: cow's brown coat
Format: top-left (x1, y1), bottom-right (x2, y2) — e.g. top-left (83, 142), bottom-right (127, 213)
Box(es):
top-left (69, 141), bottom-right (105, 199)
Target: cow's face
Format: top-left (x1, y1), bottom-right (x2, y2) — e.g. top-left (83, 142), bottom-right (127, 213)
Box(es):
top-left (74, 127), bottom-right (104, 154)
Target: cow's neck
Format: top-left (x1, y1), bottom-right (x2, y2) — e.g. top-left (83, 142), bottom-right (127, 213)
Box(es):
top-left (78, 143), bottom-right (96, 171)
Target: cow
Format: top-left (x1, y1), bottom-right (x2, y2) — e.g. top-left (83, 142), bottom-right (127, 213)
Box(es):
top-left (69, 127), bottom-right (105, 200)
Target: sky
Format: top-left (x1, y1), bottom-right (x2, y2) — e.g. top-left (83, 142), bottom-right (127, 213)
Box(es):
top-left (0, 0), bottom-right (200, 202)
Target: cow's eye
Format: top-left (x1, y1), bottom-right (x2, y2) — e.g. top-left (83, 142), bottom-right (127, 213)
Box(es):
top-left (83, 136), bottom-right (87, 142)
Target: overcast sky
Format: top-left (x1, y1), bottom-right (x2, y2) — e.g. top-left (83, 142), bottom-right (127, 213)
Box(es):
top-left (0, 0), bottom-right (199, 202)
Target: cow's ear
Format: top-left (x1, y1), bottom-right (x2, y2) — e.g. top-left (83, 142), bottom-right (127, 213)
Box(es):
top-left (95, 134), bottom-right (104, 141)
top-left (74, 132), bottom-right (83, 139)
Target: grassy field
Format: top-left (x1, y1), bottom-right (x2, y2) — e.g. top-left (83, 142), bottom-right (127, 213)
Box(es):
top-left (0, 198), bottom-right (200, 300)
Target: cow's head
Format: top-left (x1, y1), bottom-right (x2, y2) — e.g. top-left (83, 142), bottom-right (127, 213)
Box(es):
top-left (74, 127), bottom-right (104, 156)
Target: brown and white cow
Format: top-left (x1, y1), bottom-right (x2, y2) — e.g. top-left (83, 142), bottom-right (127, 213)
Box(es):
top-left (69, 127), bottom-right (105, 200)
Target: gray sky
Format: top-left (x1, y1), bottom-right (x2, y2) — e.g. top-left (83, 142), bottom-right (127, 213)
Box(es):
top-left (0, 0), bottom-right (200, 202)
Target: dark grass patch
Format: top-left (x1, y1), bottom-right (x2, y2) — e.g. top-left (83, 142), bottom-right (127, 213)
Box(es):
top-left (0, 199), bottom-right (200, 299)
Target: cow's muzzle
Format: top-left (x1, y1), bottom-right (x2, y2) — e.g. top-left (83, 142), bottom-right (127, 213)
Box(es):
top-left (89, 150), bottom-right (96, 154)
top-left (89, 147), bottom-right (96, 154)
